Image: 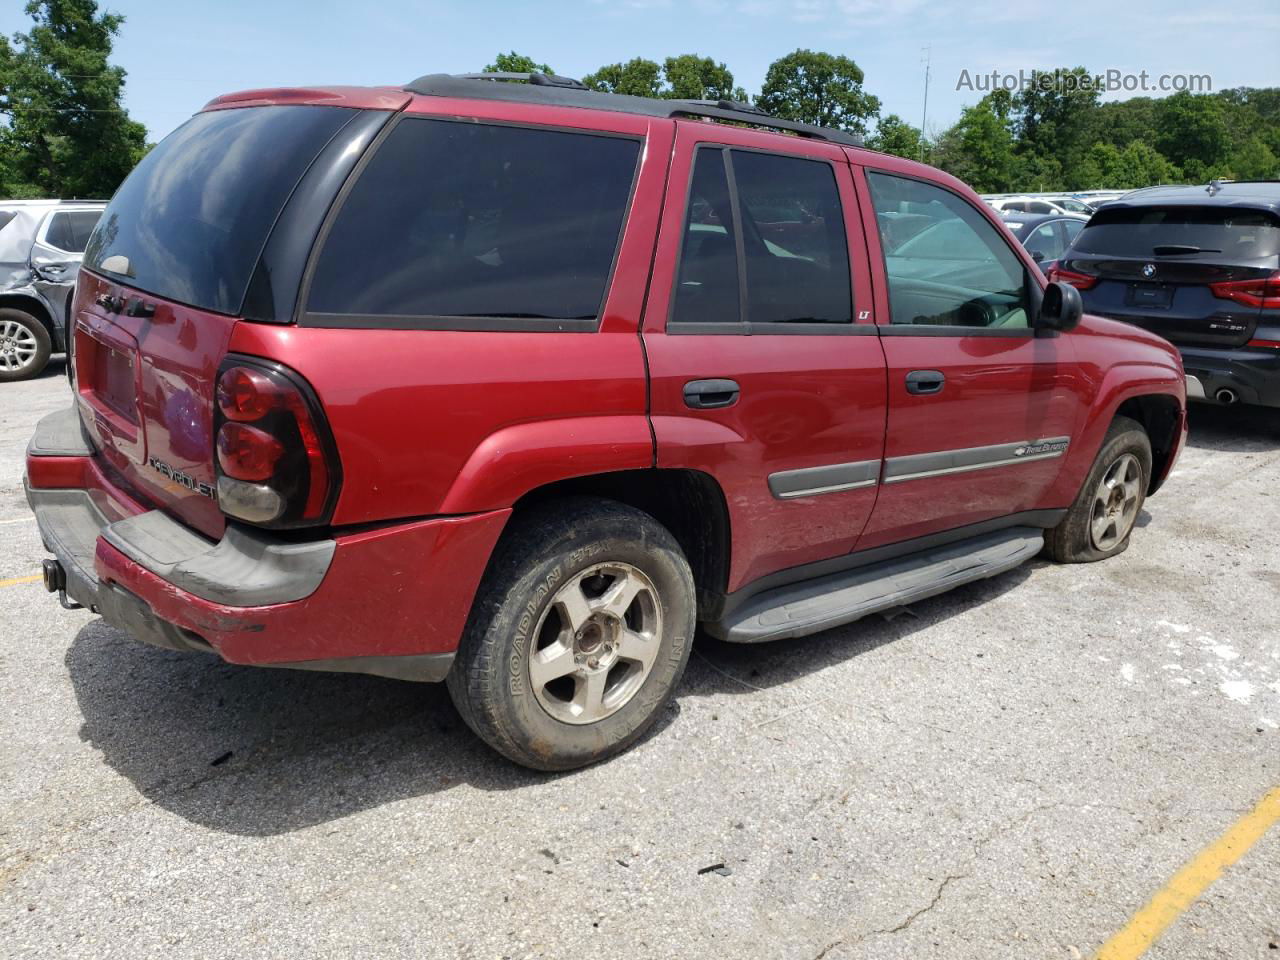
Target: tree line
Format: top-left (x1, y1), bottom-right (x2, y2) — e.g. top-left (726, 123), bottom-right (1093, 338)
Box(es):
top-left (1, 1), bottom-right (1276, 201)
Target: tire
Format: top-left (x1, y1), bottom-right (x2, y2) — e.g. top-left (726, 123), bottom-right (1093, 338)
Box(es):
top-left (1043, 415), bottom-right (1152, 563)
top-left (447, 496), bottom-right (696, 771)
top-left (0, 308), bottom-right (52, 382)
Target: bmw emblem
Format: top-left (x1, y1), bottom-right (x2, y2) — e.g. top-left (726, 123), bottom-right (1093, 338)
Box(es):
top-left (1141, 263), bottom-right (1157, 279)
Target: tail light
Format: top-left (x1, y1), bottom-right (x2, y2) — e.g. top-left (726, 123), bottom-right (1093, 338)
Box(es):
top-left (1047, 265), bottom-right (1097, 290)
top-left (1209, 271), bottom-right (1280, 309)
top-left (1248, 338), bottom-right (1280, 349)
top-left (214, 357), bottom-right (340, 528)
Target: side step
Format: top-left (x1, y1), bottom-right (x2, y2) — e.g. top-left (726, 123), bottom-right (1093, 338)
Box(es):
top-left (711, 527), bottom-right (1044, 644)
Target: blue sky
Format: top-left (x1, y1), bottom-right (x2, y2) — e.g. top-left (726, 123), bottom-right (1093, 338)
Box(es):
top-left (4, 0), bottom-right (1278, 142)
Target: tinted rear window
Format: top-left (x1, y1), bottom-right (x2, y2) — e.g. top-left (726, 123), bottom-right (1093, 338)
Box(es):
top-left (306, 118), bottom-right (640, 323)
top-left (1073, 206), bottom-right (1280, 259)
top-left (84, 106), bottom-right (353, 314)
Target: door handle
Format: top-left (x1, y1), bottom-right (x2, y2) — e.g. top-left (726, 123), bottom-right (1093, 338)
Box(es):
top-left (683, 378), bottom-right (740, 409)
top-left (905, 370), bottom-right (945, 395)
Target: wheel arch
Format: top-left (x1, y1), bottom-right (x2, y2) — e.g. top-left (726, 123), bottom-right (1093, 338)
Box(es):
top-left (511, 467), bottom-right (732, 620)
top-left (1114, 393), bottom-right (1182, 495)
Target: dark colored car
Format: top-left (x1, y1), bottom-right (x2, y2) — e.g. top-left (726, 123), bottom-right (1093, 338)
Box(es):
top-left (1050, 182), bottom-right (1280, 407)
top-left (0, 201), bottom-right (105, 380)
top-left (26, 74), bottom-right (1187, 770)
top-left (1000, 212), bottom-right (1089, 269)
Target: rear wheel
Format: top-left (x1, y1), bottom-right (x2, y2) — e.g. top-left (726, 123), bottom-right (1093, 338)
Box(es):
top-left (447, 497), bottom-right (695, 771)
top-left (0, 309), bottom-right (51, 382)
top-left (1044, 416), bottom-right (1151, 563)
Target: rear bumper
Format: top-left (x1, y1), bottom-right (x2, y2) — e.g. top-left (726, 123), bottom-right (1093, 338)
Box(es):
top-left (1179, 344), bottom-right (1280, 408)
top-left (26, 407), bottom-right (509, 682)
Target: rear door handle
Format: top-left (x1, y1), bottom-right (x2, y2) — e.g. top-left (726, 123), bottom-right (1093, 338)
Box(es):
top-left (905, 370), bottom-right (945, 395)
top-left (683, 378), bottom-right (740, 409)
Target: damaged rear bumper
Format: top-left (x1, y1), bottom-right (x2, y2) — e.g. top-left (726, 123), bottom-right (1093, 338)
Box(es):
top-left (26, 407), bottom-right (509, 682)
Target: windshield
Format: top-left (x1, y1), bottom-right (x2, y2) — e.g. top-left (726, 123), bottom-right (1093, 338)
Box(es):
top-left (84, 105), bottom-right (353, 314)
top-left (1072, 205), bottom-right (1280, 258)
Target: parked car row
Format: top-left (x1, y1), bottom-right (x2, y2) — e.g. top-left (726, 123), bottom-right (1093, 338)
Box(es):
top-left (25, 73), bottom-right (1188, 770)
top-left (0, 199), bottom-right (105, 380)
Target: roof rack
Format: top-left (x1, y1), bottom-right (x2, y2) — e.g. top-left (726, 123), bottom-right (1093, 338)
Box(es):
top-left (403, 73), bottom-right (863, 147)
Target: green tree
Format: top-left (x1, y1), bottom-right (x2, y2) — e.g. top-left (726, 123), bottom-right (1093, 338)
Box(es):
top-left (1076, 142), bottom-right (1125, 188)
top-left (582, 58), bottom-right (662, 97)
top-left (867, 114), bottom-right (925, 161)
top-left (1013, 67), bottom-right (1101, 189)
top-left (1117, 140), bottom-right (1176, 187)
top-left (662, 54), bottom-right (743, 101)
top-left (935, 96), bottom-right (1016, 192)
top-left (756, 49), bottom-right (880, 135)
top-left (0, 0), bottom-right (147, 198)
top-left (1155, 91), bottom-right (1229, 178)
top-left (1227, 136), bottom-right (1279, 180)
top-left (483, 51), bottom-right (554, 74)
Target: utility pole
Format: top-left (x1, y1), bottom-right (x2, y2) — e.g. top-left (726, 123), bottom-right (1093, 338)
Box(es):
top-left (919, 46), bottom-right (931, 163)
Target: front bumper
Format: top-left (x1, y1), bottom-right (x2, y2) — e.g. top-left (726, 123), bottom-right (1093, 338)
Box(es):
top-left (1179, 344), bottom-right (1280, 408)
top-left (26, 407), bottom-right (510, 682)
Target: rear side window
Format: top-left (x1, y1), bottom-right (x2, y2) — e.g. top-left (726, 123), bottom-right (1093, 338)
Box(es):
top-left (1074, 206), bottom-right (1280, 258)
top-left (306, 118), bottom-right (640, 326)
top-left (867, 172), bottom-right (1031, 330)
top-left (0, 211), bottom-right (16, 233)
top-left (84, 105), bottom-right (354, 314)
top-left (45, 210), bottom-right (102, 253)
top-left (670, 147), bottom-right (852, 330)
top-left (672, 149), bottom-right (740, 326)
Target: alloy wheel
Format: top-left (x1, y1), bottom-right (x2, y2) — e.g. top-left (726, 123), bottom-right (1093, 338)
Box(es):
top-left (1089, 452), bottom-right (1142, 551)
top-left (527, 561), bottom-right (663, 725)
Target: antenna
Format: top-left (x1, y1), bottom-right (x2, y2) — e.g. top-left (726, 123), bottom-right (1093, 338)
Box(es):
top-left (919, 46), bottom-right (931, 163)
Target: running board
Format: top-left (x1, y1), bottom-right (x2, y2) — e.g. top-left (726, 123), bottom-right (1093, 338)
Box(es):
top-left (710, 527), bottom-right (1044, 644)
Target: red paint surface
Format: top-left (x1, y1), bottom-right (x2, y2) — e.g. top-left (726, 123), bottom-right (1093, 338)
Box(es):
top-left (33, 87), bottom-right (1192, 662)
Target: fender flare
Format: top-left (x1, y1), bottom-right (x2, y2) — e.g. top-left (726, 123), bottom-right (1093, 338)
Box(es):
top-left (1050, 359), bottom-right (1184, 504)
top-left (438, 415), bottom-right (655, 515)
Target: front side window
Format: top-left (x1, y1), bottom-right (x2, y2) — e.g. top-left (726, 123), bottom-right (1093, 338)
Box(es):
top-left (1025, 222), bottom-right (1066, 263)
top-left (868, 172), bottom-right (1031, 330)
top-left (671, 147), bottom-right (852, 329)
top-left (306, 118), bottom-right (640, 324)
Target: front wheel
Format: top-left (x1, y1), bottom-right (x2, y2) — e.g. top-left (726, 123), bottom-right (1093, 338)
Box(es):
top-left (447, 497), bottom-right (695, 771)
top-left (1043, 415), bottom-right (1152, 563)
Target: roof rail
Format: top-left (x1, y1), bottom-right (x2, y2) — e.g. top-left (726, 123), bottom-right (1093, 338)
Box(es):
top-left (453, 71), bottom-right (589, 90)
top-left (666, 98), bottom-right (862, 146)
top-left (403, 73), bottom-right (863, 147)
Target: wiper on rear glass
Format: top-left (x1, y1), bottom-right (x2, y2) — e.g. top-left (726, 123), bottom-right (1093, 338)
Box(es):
top-left (1152, 244), bottom-right (1221, 255)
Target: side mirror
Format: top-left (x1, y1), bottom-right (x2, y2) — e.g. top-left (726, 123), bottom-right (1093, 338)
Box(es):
top-left (1029, 249), bottom-right (1045, 262)
top-left (1036, 281), bottom-right (1083, 337)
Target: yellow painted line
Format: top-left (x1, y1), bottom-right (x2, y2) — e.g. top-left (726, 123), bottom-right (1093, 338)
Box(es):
top-left (0, 574), bottom-right (42, 588)
top-left (1094, 785), bottom-right (1280, 959)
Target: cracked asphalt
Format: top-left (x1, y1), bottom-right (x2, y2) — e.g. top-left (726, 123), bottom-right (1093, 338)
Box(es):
top-left (2, 363), bottom-right (1279, 959)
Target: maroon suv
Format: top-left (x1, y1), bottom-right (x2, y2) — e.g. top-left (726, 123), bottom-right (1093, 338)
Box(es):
top-left (26, 73), bottom-right (1188, 769)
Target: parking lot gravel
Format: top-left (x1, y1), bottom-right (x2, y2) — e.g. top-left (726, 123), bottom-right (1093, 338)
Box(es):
top-left (2, 361), bottom-right (1278, 959)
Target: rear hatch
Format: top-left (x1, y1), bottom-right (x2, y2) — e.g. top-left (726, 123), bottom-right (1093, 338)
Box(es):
top-left (1062, 204), bottom-right (1280, 347)
top-left (71, 103), bottom-right (363, 538)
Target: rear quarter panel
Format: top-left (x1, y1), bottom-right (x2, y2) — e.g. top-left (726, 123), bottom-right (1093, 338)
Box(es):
top-left (230, 107), bottom-right (675, 526)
